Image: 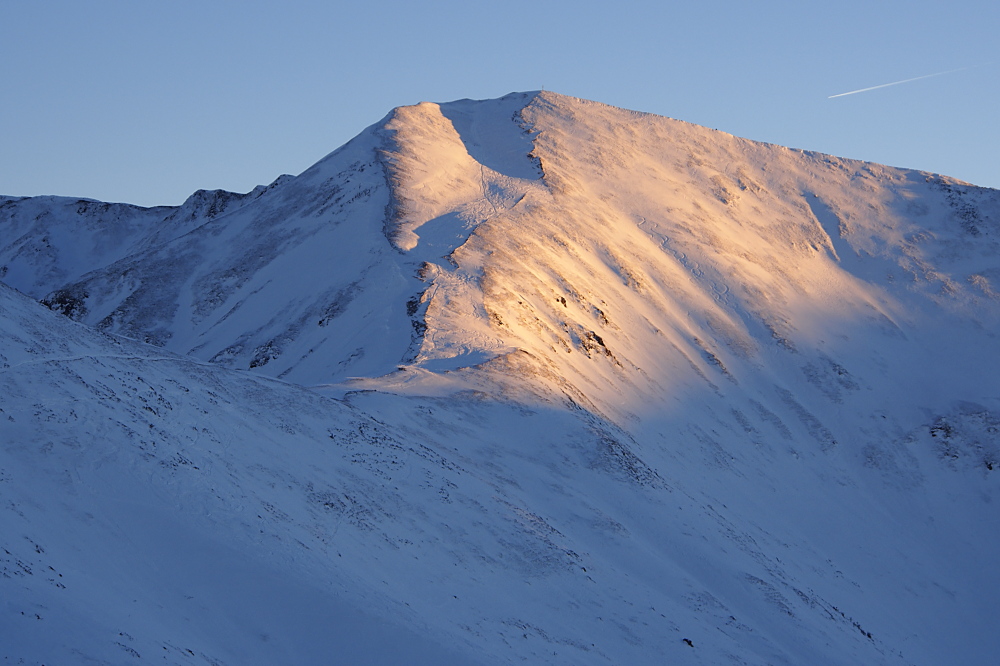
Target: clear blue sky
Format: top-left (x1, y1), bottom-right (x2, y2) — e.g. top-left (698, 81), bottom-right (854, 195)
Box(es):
top-left (3, 0), bottom-right (997, 206)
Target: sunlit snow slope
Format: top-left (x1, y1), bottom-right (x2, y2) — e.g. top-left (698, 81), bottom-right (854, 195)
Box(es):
top-left (2, 91), bottom-right (999, 665)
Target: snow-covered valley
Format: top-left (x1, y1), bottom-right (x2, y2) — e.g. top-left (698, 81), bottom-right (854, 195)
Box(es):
top-left (1, 91), bottom-right (998, 664)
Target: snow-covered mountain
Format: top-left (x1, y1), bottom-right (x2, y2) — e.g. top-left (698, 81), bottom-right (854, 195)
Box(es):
top-left (2, 91), bottom-right (998, 665)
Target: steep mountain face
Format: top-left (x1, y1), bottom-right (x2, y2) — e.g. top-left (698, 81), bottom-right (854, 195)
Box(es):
top-left (2, 92), bottom-right (999, 665)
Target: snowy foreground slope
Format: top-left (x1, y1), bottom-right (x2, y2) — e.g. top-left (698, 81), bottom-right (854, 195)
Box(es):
top-left (2, 91), bottom-right (1000, 664)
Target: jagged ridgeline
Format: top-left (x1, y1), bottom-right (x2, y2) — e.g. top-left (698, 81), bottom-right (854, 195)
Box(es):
top-left (1, 92), bottom-right (998, 665)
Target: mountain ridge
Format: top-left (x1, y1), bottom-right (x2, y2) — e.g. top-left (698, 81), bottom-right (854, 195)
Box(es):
top-left (2, 91), bottom-right (999, 665)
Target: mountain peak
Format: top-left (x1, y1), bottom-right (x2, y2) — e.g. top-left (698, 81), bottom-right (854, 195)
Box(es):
top-left (3, 92), bottom-right (999, 400)
top-left (2, 91), bottom-right (1000, 665)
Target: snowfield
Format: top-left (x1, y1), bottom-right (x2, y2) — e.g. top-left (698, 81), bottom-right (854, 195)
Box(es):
top-left (1, 91), bottom-right (998, 664)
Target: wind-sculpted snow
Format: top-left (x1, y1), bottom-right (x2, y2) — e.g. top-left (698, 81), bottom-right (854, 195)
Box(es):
top-left (2, 92), bottom-right (1000, 664)
top-left (0, 93), bottom-right (546, 385)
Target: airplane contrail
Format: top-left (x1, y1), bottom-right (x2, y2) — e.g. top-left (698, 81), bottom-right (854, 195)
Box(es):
top-left (828, 66), bottom-right (970, 99)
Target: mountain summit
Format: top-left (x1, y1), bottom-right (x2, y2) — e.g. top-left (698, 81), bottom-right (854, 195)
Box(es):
top-left (2, 92), bottom-right (999, 664)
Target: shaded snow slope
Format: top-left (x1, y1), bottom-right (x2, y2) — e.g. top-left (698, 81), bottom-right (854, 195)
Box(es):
top-left (6, 277), bottom-right (996, 665)
top-left (0, 283), bottom-right (481, 665)
top-left (2, 91), bottom-right (1000, 664)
